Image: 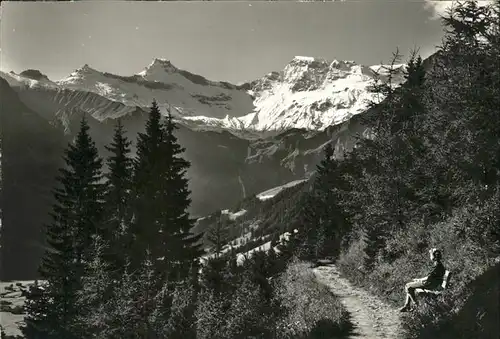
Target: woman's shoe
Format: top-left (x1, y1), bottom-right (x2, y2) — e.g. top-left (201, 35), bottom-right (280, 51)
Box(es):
top-left (399, 305), bottom-right (410, 312)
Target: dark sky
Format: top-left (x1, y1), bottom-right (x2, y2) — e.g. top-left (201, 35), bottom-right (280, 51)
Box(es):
top-left (1, 1), bottom-right (452, 84)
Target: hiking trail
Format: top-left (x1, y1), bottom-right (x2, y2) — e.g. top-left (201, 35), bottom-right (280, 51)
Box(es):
top-left (313, 263), bottom-right (403, 339)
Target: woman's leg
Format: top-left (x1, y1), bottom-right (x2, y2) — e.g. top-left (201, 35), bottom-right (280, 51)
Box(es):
top-left (402, 280), bottom-right (426, 309)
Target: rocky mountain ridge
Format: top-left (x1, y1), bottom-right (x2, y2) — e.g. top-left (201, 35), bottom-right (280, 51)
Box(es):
top-left (1, 56), bottom-right (405, 135)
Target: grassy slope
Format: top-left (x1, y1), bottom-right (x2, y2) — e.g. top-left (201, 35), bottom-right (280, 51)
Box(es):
top-left (275, 260), bottom-right (353, 339)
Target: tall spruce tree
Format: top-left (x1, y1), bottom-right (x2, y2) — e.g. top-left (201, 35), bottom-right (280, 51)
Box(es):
top-left (131, 101), bottom-right (202, 278)
top-left (159, 107), bottom-right (204, 281)
top-left (130, 100), bottom-right (166, 273)
top-left (126, 100), bottom-right (205, 336)
top-left (23, 116), bottom-right (104, 338)
top-left (102, 119), bottom-right (133, 276)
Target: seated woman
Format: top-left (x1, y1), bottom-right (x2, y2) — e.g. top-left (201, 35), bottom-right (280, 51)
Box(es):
top-left (399, 248), bottom-right (445, 312)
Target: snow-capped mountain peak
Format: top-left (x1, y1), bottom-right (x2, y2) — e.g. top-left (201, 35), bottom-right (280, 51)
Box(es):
top-left (57, 64), bottom-right (102, 86)
top-left (78, 63), bottom-right (94, 72)
top-left (292, 55), bottom-right (316, 62)
top-left (137, 58), bottom-right (178, 77)
top-left (0, 70), bottom-right (58, 89)
top-left (72, 64), bottom-right (99, 76)
top-left (18, 69), bottom-right (52, 82)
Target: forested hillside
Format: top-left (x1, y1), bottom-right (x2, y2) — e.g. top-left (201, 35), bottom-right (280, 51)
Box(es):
top-left (290, 2), bottom-right (500, 338)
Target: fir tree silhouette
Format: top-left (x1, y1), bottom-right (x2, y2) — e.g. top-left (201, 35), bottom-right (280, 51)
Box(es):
top-left (23, 115), bottom-right (104, 338)
top-left (102, 119), bottom-right (133, 277)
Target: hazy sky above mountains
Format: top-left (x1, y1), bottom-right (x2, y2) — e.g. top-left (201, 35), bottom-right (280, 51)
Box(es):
top-left (1, 1), bottom-right (451, 84)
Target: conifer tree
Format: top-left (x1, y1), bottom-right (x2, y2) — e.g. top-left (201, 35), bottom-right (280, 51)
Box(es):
top-left (344, 51), bottom-right (429, 265)
top-left (387, 51), bottom-right (431, 226)
top-left (313, 144), bottom-right (339, 255)
top-left (62, 116), bottom-right (105, 271)
top-left (201, 214), bottom-right (231, 297)
top-left (76, 234), bottom-right (114, 338)
top-left (337, 147), bottom-right (364, 241)
top-left (130, 100), bottom-right (166, 273)
top-left (201, 256), bottom-right (229, 297)
top-left (300, 143), bottom-right (347, 260)
top-left (398, 52), bottom-right (451, 224)
top-left (135, 249), bottom-right (159, 337)
top-left (359, 52), bottom-right (407, 231)
top-left (159, 269), bottom-right (198, 339)
top-left (431, 1), bottom-right (500, 197)
top-left (99, 260), bottom-right (150, 338)
top-left (131, 101), bottom-right (202, 281)
top-left (102, 119), bottom-right (133, 276)
top-left (127, 101), bottom-right (204, 335)
top-left (23, 116), bottom-right (104, 338)
top-left (22, 281), bottom-right (53, 338)
top-left (159, 107), bottom-right (204, 280)
top-left (207, 212), bottom-right (230, 259)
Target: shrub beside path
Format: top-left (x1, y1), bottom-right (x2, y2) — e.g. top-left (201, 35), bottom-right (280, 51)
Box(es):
top-left (313, 263), bottom-right (403, 339)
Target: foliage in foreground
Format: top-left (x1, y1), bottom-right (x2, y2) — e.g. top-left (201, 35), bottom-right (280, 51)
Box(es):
top-left (274, 260), bottom-right (352, 339)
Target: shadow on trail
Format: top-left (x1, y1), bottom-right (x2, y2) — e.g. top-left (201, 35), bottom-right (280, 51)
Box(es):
top-left (308, 316), bottom-right (356, 339)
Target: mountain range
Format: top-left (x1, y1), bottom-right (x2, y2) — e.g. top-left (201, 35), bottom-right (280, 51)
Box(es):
top-left (1, 56), bottom-right (406, 135)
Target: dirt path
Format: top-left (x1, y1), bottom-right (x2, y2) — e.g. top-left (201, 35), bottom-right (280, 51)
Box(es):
top-left (313, 264), bottom-right (403, 339)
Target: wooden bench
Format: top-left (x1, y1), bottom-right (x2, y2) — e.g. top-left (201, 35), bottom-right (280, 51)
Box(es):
top-left (415, 270), bottom-right (452, 296)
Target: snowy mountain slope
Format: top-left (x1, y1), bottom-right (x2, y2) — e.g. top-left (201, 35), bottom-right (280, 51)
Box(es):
top-left (1, 70), bottom-right (58, 89)
top-left (0, 70), bottom-right (144, 127)
top-left (1, 56), bottom-right (405, 135)
top-left (256, 179), bottom-right (309, 201)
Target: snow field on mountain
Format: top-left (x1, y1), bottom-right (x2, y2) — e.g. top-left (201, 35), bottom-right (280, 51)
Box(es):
top-left (256, 179), bottom-right (308, 201)
top-left (221, 208), bottom-right (247, 220)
